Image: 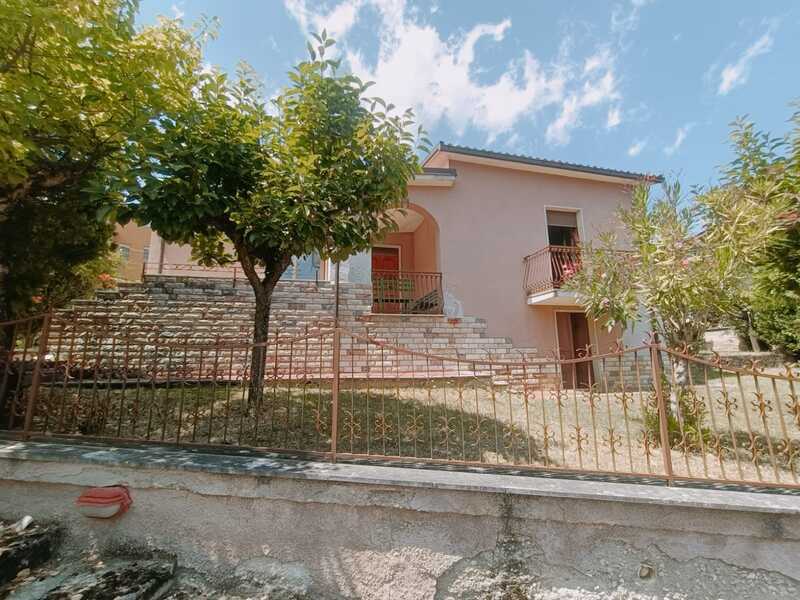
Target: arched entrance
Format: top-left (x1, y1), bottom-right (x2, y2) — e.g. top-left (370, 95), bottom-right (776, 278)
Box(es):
top-left (371, 204), bottom-right (442, 314)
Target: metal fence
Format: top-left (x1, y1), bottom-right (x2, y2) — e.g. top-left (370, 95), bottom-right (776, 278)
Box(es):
top-left (371, 270), bottom-right (444, 314)
top-left (2, 314), bottom-right (799, 490)
top-left (140, 257), bottom-right (323, 285)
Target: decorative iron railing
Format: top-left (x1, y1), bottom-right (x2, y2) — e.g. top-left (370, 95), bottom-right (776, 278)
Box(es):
top-left (371, 270), bottom-right (443, 315)
top-left (522, 245), bottom-right (581, 295)
top-left (2, 314), bottom-right (800, 490)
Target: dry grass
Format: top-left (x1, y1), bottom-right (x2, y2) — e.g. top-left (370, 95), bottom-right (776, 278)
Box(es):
top-left (28, 363), bottom-right (800, 489)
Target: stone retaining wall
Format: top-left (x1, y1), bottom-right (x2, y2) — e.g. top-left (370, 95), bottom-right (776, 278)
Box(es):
top-left (52, 276), bottom-right (650, 389)
top-left (0, 440), bottom-right (798, 599)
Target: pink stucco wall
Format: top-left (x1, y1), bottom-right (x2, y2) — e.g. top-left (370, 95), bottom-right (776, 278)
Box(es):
top-left (409, 204), bottom-right (440, 273)
top-left (408, 159), bottom-right (633, 352)
top-left (144, 234), bottom-right (242, 278)
top-left (376, 203), bottom-right (440, 274)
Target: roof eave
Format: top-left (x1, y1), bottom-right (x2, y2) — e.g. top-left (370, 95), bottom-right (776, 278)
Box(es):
top-left (432, 142), bottom-right (662, 185)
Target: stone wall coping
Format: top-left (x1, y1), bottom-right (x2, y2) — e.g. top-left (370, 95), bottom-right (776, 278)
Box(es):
top-left (1, 438), bottom-right (798, 516)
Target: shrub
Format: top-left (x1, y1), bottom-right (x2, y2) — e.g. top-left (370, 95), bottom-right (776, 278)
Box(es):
top-left (643, 387), bottom-right (712, 449)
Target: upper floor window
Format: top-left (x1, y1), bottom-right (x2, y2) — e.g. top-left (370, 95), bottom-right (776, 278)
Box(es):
top-left (118, 245), bottom-right (130, 263)
top-left (143, 247), bottom-right (150, 264)
top-left (546, 210), bottom-right (579, 247)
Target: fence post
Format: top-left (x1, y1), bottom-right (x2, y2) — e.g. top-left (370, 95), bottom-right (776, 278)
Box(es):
top-left (649, 340), bottom-right (674, 485)
top-left (23, 313), bottom-right (52, 440)
top-left (330, 327), bottom-right (341, 462)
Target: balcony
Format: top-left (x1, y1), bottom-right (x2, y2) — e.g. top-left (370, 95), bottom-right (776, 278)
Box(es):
top-left (372, 270), bottom-right (443, 314)
top-left (522, 245), bottom-right (581, 305)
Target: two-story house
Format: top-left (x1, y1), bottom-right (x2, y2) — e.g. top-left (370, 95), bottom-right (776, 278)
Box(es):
top-left (146, 142), bottom-right (660, 383)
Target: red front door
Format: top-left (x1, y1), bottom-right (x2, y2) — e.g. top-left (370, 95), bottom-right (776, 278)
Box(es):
top-left (372, 246), bottom-right (400, 272)
top-left (372, 247), bottom-right (401, 312)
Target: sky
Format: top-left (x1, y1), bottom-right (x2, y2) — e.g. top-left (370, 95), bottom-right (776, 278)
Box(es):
top-left (138, 0), bottom-right (800, 189)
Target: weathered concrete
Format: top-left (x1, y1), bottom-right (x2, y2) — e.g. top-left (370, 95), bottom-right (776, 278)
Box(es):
top-left (9, 558), bottom-right (176, 599)
top-left (0, 440), bottom-right (799, 599)
top-left (0, 519), bottom-right (60, 586)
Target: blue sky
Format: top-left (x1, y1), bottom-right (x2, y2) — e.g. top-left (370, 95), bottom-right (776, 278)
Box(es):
top-left (139, 1), bottom-right (800, 189)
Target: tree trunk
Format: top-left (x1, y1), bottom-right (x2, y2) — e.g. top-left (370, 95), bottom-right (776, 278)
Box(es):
top-left (665, 327), bottom-right (702, 424)
top-left (249, 281), bottom-right (272, 405)
top-left (233, 243), bottom-right (291, 407)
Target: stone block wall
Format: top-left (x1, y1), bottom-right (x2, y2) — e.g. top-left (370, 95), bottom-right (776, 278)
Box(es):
top-left (51, 276), bottom-right (564, 383)
top-left (48, 276), bottom-right (658, 389)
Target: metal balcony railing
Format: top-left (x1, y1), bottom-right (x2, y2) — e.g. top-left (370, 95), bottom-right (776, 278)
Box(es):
top-left (371, 270), bottom-right (443, 314)
top-left (522, 245), bottom-right (581, 295)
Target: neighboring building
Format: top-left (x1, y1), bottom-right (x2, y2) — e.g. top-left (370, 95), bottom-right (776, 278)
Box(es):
top-left (113, 222), bottom-right (152, 281)
top-left (147, 143), bottom-right (660, 374)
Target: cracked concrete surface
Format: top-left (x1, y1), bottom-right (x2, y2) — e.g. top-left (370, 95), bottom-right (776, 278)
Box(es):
top-left (1, 440), bottom-right (799, 599)
top-left (435, 494), bottom-right (800, 599)
top-left (437, 533), bottom-right (800, 599)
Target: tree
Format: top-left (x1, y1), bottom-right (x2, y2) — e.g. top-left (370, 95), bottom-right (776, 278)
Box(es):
top-left (0, 0), bottom-right (203, 321)
top-left (724, 113), bottom-right (800, 359)
top-left (565, 179), bottom-right (786, 351)
top-left (0, 187), bottom-right (115, 319)
top-left (133, 33), bottom-right (426, 397)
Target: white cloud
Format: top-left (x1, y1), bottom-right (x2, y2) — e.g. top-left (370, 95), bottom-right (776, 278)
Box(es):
top-left (170, 3), bottom-right (185, 19)
top-left (504, 132), bottom-right (521, 149)
top-left (284, 0), bottom-right (364, 42)
top-left (583, 47), bottom-right (612, 75)
top-left (611, 0), bottom-right (653, 36)
top-left (663, 123), bottom-right (694, 156)
top-left (546, 68), bottom-right (620, 145)
top-left (627, 139), bottom-right (647, 157)
top-left (285, 0), bottom-right (621, 145)
top-left (717, 21), bottom-right (777, 95)
top-left (606, 106), bottom-right (622, 129)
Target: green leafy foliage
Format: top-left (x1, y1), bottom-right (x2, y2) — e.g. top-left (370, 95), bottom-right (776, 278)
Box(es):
top-left (749, 227), bottom-right (800, 357)
top-left (725, 110), bottom-right (800, 359)
top-left (566, 175), bottom-right (787, 349)
top-left (0, 188), bottom-right (116, 317)
top-left (135, 35), bottom-right (426, 271)
top-left (132, 33), bottom-right (427, 392)
top-left (643, 387), bottom-right (712, 449)
top-left (0, 0), bottom-right (203, 320)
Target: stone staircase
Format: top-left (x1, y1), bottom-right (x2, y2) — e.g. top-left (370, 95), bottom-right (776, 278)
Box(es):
top-left (50, 276), bottom-right (557, 385)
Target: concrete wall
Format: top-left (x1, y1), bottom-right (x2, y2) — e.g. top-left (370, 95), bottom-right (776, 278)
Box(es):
top-left (409, 159), bottom-right (633, 350)
top-left (1, 441), bottom-right (798, 599)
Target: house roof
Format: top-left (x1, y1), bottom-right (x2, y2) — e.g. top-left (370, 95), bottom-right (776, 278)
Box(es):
top-left (421, 167), bottom-right (457, 176)
top-left (424, 142), bottom-right (663, 184)
top-left (408, 166), bottom-right (458, 187)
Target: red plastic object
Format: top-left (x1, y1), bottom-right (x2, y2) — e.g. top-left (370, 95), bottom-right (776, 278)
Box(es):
top-left (76, 486), bottom-right (132, 519)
